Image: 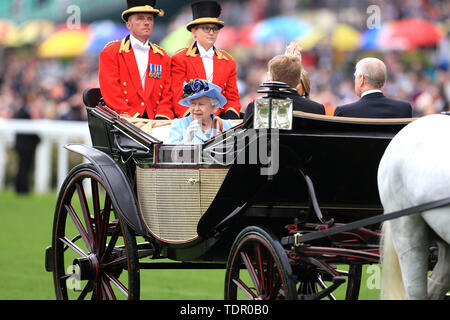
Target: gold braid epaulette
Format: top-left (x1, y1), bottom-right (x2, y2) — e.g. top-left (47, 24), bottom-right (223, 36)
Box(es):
top-left (215, 48), bottom-right (230, 61)
top-left (103, 40), bottom-right (120, 50)
top-left (119, 38), bottom-right (131, 53)
top-left (186, 42), bottom-right (198, 57)
top-left (150, 42), bottom-right (167, 56)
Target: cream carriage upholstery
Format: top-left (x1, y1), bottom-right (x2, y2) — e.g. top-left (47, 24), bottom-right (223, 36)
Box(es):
top-left (136, 167), bottom-right (229, 243)
top-left (121, 116), bottom-right (173, 143)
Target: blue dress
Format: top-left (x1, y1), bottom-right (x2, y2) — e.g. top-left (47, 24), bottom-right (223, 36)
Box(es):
top-left (168, 115), bottom-right (234, 144)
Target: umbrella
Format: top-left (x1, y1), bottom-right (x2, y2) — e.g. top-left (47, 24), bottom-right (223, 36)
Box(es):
top-left (19, 20), bottom-right (55, 46)
top-left (38, 26), bottom-right (91, 58)
top-left (238, 24), bottom-right (258, 47)
top-left (0, 20), bottom-right (19, 47)
top-left (86, 20), bottom-right (129, 54)
top-left (381, 18), bottom-right (443, 50)
top-left (331, 24), bottom-right (361, 51)
top-left (361, 19), bottom-right (443, 51)
top-left (297, 27), bottom-right (326, 50)
top-left (215, 26), bottom-right (238, 49)
top-left (160, 26), bottom-right (192, 55)
top-left (360, 27), bottom-right (383, 50)
top-left (360, 24), bottom-right (408, 50)
top-left (251, 16), bottom-right (312, 44)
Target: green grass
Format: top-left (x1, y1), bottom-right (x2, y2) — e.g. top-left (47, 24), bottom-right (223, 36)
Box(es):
top-left (0, 190), bottom-right (56, 299)
top-left (0, 190), bottom-right (380, 300)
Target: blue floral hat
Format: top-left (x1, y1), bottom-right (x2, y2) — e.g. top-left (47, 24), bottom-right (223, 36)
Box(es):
top-left (179, 79), bottom-right (227, 108)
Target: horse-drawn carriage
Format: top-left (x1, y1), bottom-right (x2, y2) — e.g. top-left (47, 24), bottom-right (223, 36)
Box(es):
top-left (45, 83), bottom-right (418, 300)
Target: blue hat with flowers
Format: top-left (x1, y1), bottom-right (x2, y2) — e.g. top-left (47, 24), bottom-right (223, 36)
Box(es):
top-left (179, 79), bottom-right (227, 108)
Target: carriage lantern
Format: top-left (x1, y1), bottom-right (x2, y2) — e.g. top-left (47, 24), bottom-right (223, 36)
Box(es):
top-left (253, 81), bottom-right (293, 130)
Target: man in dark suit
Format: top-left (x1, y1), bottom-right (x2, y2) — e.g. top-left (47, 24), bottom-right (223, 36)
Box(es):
top-left (13, 95), bottom-right (40, 194)
top-left (334, 57), bottom-right (412, 118)
top-left (244, 54), bottom-right (325, 122)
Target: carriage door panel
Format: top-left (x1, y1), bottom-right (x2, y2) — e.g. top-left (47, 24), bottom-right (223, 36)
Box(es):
top-left (136, 167), bottom-right (228, 243)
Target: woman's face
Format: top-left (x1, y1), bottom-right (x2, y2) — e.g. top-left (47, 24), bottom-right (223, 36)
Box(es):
top-left (189, 96), bottom-right (214, 123)
top-left (192, 24), bottom-right (220, 49)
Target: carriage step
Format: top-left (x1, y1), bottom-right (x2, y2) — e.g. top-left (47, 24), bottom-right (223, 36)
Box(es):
top-left (45, 246), bottom-right (54, 272)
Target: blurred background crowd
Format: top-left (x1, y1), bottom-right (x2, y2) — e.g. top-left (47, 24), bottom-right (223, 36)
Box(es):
top-left (0, 0), bottom-right (449, 121)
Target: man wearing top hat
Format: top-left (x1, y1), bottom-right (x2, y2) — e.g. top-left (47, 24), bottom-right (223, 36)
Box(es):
top-left (171, 1), bottom-right (241, 119)
top-left (99, 0), bottom-right (174, 119)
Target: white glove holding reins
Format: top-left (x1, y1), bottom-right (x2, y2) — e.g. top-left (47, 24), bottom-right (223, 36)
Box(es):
top-left (182, 120), bottom-right (201, 144)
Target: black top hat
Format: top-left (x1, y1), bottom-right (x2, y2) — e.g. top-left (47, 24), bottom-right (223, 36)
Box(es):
top-left (186, 1), bottom-right (225, 31)
top-left (122, 0), bottom-right (164, 22)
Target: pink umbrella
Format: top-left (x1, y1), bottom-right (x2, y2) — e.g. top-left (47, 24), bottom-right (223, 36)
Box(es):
top-left (215, 26), bottom-right (238, 49)
top-left (238, 24), bottom-right (258, 48)
top-left (380, 18), bottom-right (443, 50)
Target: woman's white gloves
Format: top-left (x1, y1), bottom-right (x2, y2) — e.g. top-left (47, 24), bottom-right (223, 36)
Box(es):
top-left (182, 120), bottom-right (201, 144)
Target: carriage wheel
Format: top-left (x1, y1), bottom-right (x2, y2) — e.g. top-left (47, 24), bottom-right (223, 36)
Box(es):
top-left (345, 264), bottom-right (362, 300)
top-left (225, 226), bottom-right (297, 300)
top-left (51, 164), bottom-right (140, 300)
top-left (294, 262), bottom-right (362, 300)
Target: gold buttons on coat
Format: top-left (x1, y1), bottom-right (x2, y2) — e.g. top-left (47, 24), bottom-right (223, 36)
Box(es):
top-left (141, 102), bottom-right (145, 106)
top-left (123, 82), bottom-right (127, 86)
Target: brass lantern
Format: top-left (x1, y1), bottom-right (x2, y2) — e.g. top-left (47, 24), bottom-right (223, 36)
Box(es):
top-left (253, 82), bottom-right (293, 130)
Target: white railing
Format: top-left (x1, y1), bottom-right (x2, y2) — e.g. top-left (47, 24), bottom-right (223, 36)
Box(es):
top-left (0, 119), bottom-right (91, 193)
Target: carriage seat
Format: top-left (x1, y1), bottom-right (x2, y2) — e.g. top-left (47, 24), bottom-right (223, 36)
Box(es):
top-left (120, 115), bottom-right (172, 143)
top-left (83, 87), bottom-right (103, 108)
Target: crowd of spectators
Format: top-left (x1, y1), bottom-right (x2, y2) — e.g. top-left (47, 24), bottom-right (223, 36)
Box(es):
top-left (0, 53), bottom-right (98, 121)
top-left (0, 0), bottom-right (449, 121)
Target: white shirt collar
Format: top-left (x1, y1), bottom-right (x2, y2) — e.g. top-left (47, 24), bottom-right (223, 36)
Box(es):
top-left (130, 34), bottom-right (150, 51)
top-left (361, 89), bottom-right (382, 97)
top-left (197, 43), bottom-right (215, 59)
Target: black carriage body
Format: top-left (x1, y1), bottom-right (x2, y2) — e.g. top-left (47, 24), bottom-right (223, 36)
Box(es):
top-left (81, 97), bottom-right (411, 263)
top-left (47, 88), bottom-right (421, 300)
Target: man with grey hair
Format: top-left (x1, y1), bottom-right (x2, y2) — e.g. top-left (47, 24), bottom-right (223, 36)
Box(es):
top-left (334, 57), bottom-right (412, 118)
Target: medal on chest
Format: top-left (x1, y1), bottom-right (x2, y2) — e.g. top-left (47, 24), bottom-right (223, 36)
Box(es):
top-left (149, 64), bottom-right (162, 79)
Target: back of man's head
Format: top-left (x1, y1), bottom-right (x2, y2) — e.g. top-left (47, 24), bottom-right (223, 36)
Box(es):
top-left (355, 57), bottom-right (387, 89)
top-left (268, 55), bottom-right (302, 89)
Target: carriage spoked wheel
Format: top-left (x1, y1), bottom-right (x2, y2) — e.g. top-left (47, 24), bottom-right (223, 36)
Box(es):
top-left (294, 261), bottom-right (362, 300)
top-left (225, 226), bottom-right (297, 300)
top-left (50, 164), bottom-right (139, 300)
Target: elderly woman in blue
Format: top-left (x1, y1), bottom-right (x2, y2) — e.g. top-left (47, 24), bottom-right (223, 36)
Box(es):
top-left (168, 79), bottom-right (234, 144)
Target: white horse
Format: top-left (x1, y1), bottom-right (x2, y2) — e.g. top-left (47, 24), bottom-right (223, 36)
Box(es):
top-left (378, 114), bottom-right (450, 300)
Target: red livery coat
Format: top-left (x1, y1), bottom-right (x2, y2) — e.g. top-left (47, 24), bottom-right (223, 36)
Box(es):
top-left (99, 35), bottom-right (174, 119)
top-left (171, 42), bottom-right (241, 118)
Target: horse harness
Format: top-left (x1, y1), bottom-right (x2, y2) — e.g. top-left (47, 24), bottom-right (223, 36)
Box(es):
top-left (282, 196), bottom-right (450, 246)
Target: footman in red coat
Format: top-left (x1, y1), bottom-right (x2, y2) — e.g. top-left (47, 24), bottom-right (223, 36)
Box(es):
top-left (99, 0), bottom-right (174, 119)
top-left (171, 1), bottom-right (241, 119)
